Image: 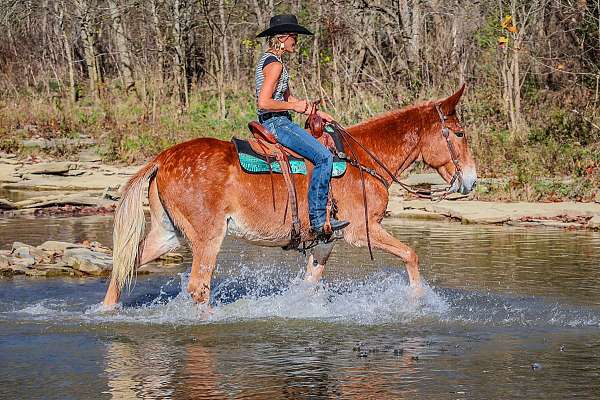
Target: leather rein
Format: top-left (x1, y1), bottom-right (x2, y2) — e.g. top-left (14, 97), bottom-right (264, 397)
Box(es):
top-left (333, 103), bottom-right (464, 201)
top-left (328, 103), bottom-right (465, 260)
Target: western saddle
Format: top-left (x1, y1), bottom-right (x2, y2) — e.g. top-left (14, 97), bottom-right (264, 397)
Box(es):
top-left (246, 104), bottom-right (338, 249)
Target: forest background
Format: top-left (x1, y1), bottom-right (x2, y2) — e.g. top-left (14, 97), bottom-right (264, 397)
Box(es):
top-left (0, 0), bottom-right (598, 201)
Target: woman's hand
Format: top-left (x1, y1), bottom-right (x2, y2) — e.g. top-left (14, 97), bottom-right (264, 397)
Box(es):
top-left (317, 110), bottom-right (334, 122)
top-left (291, 99), bottom-right (309, 114)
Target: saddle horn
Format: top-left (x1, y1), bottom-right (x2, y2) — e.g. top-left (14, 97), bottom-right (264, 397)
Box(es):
top-left (305, 99), bottom-right (324, 138)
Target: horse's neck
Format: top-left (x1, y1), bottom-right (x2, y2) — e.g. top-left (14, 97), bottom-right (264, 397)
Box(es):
top-left (346, 111), bottom-right (423, 180)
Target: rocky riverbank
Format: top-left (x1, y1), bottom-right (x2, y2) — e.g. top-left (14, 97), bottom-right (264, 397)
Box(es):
top-left (1, 155), bottom-right (599, 230)
top-left (0, 152), bottom-right (139, 216)
top-left (0, 240), bottom-right (183, 278)
top-left (388, 181), bottom-right (600, 230)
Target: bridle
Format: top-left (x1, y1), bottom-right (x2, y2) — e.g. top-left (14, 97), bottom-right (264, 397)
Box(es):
top-left (333, 102), bottom-right (465, 201)
top-left (330, 103), bottom-right (466, 259)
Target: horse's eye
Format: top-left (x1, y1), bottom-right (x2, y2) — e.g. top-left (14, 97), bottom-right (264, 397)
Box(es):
top-left (455, 131), bottom-right (464, 138)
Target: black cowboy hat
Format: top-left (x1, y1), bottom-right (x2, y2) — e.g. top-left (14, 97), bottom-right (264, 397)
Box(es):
top-left (256, 14), bottom-right (313, 38)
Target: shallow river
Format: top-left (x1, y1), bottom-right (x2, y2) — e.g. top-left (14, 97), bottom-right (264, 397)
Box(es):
top-left (1, 215), bottom-right (600, 399)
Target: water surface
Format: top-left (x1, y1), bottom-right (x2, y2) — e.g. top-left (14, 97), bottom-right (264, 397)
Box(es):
top-left (1, 216), bottom-right (600, 399)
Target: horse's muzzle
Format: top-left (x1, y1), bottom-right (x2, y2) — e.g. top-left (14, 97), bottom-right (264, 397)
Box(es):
top-left (459, 168), bottom-right (478, 194)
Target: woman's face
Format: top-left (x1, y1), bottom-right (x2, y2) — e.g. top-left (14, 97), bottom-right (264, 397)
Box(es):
top-left (279, 33), bottom-right (298, 53)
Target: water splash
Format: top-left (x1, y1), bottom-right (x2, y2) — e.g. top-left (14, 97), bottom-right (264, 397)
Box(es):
top-left (4, 264), bottom-right (600, 328)
top-left (80, 266), bottom-right (447, 325)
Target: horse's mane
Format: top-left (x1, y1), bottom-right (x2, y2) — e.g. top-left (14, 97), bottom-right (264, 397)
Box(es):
top-left (350, 99), bottom-right (436, 131)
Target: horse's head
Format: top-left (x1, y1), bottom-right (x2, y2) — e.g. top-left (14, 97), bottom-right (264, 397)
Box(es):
top-left (419, 85), bottom-right (477, 194)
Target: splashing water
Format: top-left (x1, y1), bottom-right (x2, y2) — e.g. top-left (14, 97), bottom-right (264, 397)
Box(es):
top-left (79, 266), bottom-right (447, 325)
top-left (4, 263), bottom-right (599, 329)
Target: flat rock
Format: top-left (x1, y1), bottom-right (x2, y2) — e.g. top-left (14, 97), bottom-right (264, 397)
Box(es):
top-left (78, 149), bottom-right (102, 162)
top-left (0, 265), bottom-right (29, 276)
top-left (0, 198), bottom-right (17, 210)
top-left (0, 163), bottom-right (21, 183)
top-left (8, 255), bottom-right (36, 267)
top-left (63, 248), bottom-right (112, 276)
top-left (20, 161), bottom-right (77, 175)
top-left (12, 242), bottom-right (48, 262)
top-left (0, 157), bottom-right (21, 165)
top-left (387, 199), bottom-right (600, 228)
top-left (36, 264), bottom-right (81, 277)
top-left (3, 171), bottom-right (130, 190)
top-left (38, 241), bottom-right (83, 253)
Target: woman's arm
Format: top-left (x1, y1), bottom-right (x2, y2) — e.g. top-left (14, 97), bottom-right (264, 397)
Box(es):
top-left (285, 88), bottom-right (301, 103)
top-left (258, 62), bottom-right (308, 114)
top-left (286, 88), bottom-right (334, 122)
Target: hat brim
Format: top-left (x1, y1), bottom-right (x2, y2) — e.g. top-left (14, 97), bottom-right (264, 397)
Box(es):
top-left (257, 24), bottom-right (313, 38)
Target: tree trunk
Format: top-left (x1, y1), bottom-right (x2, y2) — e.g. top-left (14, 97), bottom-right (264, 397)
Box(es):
top-left (150, 0), bottom-right (165, 89)
top-left (399, 0), bottom-right (422, 77)
top-left (108, 0), bottom-right (135, 92)
top-left (173, 0), bottom-right (189, 109)
top-left (312, 1), bottom-right (323, 99)
top-left (218, 0), bottom-right (228, 118)
top-left (55, 0), bottom-right (77, 102)
top-left (76, 0), bottom-right (100, 99)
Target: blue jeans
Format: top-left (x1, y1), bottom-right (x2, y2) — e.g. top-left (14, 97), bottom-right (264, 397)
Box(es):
top-left (262, 116), bottom-right (333, 228)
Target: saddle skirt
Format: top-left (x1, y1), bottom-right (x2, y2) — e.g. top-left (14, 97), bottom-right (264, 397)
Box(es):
top-left (232, 125), bottom-right (347, 177)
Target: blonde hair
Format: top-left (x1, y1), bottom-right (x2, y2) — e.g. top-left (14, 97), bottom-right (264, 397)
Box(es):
top-left (267, 35), bottom-right (287, 51)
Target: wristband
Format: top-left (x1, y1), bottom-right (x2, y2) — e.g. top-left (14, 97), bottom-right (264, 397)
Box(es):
top-left (302, 102), bottom-right (309, 114)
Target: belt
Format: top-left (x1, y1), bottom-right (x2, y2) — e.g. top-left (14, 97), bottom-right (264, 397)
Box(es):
top-left (258, 111), bottom-right (291, 123)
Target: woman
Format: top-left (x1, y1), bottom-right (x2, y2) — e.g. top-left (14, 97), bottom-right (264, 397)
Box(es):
top-left (255, 14), bottom-right (349, 234)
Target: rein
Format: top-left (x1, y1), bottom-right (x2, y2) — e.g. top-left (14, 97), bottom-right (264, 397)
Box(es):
top-left (333, 103), bottom-right (464, 201)
top-left (330, 103), bottom-right (465, 259)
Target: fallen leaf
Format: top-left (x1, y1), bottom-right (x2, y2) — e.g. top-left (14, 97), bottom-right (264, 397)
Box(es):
top-left (501, 15), bottom-right (512, 29)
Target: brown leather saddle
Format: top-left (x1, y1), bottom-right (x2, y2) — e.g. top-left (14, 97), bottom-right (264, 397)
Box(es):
top-left (246, 104), bottom-right (338, 249)
top-left (247, 121), bottom-right (336, 159)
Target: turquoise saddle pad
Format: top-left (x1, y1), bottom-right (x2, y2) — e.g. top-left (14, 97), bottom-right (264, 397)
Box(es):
top-left (232, 137), bottom-right (347, 177)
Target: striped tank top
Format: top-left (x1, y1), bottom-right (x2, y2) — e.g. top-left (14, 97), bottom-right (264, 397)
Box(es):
top-left (255, 52), bottom-right (289, 114)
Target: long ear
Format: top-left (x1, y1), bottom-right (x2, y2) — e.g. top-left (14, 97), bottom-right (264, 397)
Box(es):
top-left (440, 83), bottom-right (466, 115)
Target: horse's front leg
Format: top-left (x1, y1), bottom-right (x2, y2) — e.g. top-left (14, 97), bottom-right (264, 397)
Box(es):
top-left (347, 224), bottom-right (422, 290)
top-left (304, 242), bottom-right (335, 283)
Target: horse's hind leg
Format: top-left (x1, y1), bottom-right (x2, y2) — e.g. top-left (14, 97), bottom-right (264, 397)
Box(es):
top-left (139, 179), bottom-right (182, 265)
top-left (305, 242), bottom-right (335, 283)
top-left (185, 224), bottom-right (226, 304)
top-left (165, 207), bottom-right (227, 304)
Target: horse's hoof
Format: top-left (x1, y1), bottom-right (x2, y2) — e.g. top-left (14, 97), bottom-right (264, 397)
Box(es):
top-left (196, 303), bottom-right (214, 320)
top-left (409, 285), bottom-right (425, 300)
top-left (188, 281), bottom-right (210, 304)
top-left (100, 300), bottom-right (119, 312)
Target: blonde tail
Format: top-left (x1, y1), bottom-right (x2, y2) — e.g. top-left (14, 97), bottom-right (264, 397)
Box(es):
top-left (111, 160), bottom-right (158, 291)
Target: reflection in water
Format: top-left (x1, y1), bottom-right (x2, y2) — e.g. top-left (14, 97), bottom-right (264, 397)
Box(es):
top-left (1, 215), bottom-right (600, 399)
top-left (105, 337), bottom-right (178, 399)
top-left (102, 325), bottom-right (432, 399)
